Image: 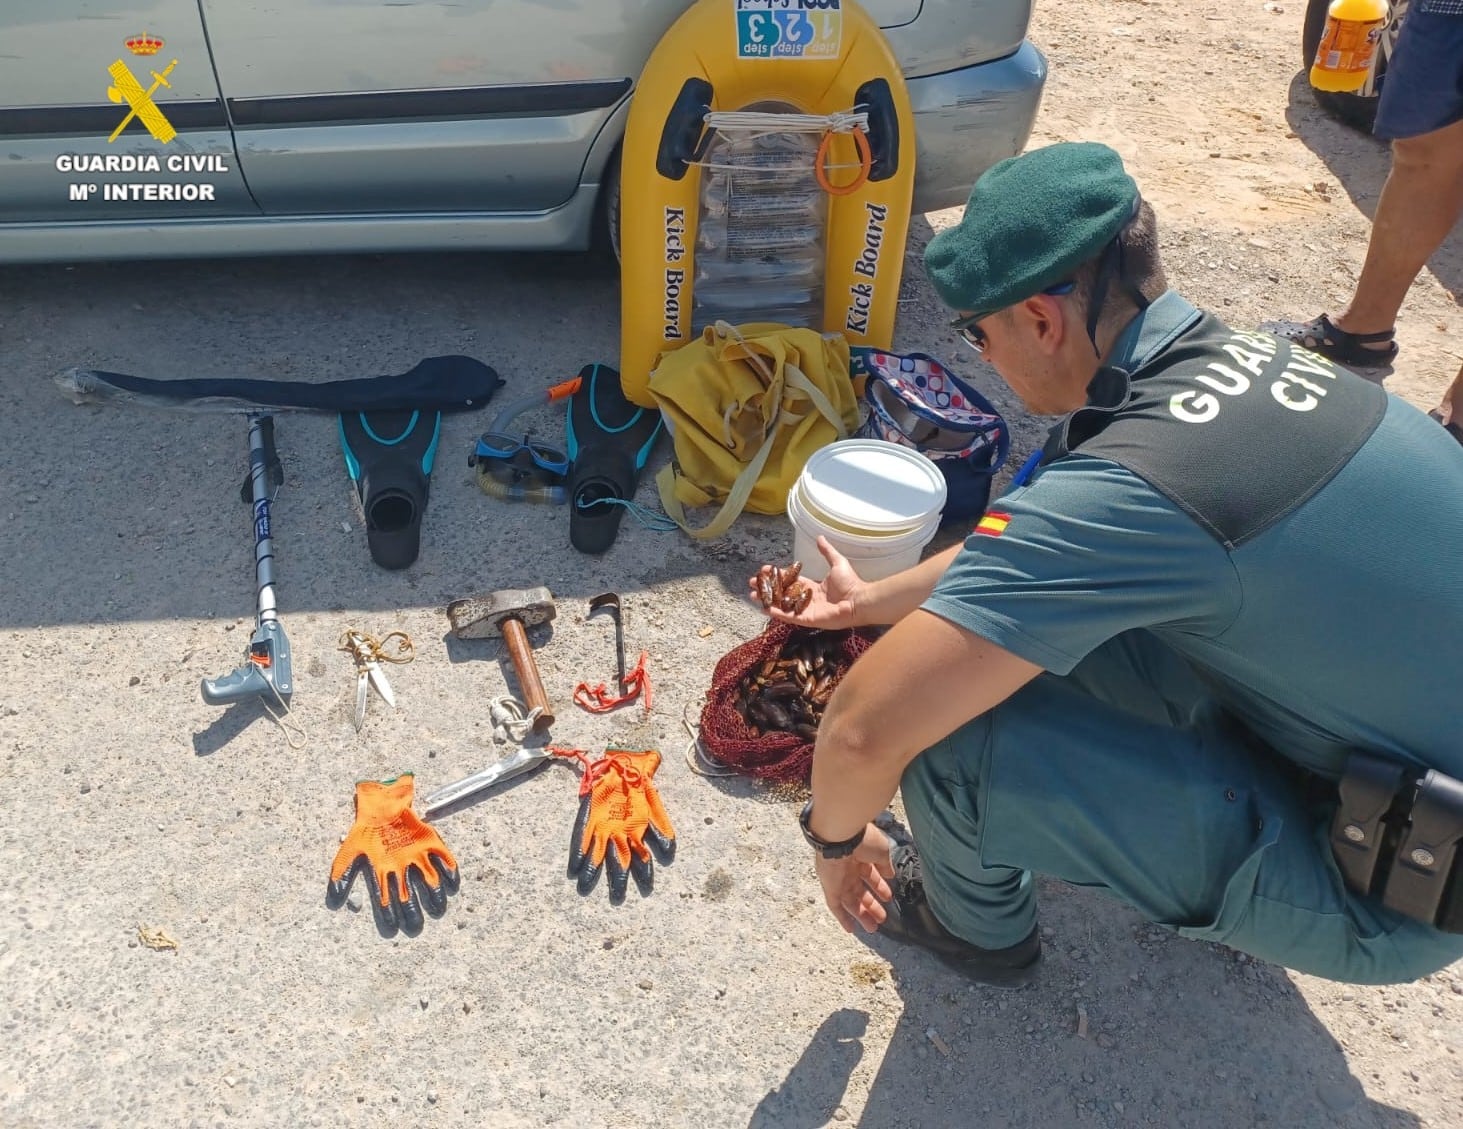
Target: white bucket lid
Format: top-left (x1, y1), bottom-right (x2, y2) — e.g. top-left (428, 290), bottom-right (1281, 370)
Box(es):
top-left (798, 439), bottom-right (947, 531)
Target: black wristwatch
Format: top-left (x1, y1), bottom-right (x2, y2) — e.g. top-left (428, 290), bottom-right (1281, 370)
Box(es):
top-left (799, 800), bottom-right (866, 859)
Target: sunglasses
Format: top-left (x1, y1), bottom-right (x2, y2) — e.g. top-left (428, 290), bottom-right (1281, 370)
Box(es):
top-left (470, 432), bottom-right (570, 477)
top-left (950, 280), bottom-right (1077, 355)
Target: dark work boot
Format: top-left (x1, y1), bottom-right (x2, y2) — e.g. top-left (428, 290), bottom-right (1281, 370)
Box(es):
top-left (877, 842), bottom-right (1042, 989)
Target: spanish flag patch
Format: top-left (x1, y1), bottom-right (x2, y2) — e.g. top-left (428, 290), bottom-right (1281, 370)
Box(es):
top-left (974, 511), bottom-right (1010, 537)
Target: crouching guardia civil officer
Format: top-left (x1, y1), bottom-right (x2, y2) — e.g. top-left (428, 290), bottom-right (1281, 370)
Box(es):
top-left (754, 142), bottom-right (1463, 987)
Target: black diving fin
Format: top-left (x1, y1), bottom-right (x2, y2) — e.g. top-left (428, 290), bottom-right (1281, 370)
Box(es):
top-left (338, 408), bottom-right (441, 570)
top-left (565, 363), bottom-right (664, 555)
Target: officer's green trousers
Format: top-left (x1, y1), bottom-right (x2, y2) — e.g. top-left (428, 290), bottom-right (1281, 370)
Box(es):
top-left (899, 632), bottom-right (1463, 984)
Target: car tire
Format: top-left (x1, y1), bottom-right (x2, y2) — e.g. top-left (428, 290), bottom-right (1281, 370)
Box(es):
top-left (593, 146), bottom-right (622, 266)
top-left (1301, 0), bottom-right (1408, 134)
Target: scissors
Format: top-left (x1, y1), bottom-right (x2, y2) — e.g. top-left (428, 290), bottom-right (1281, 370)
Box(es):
top-left (338, 630), bottom-right (414, 730)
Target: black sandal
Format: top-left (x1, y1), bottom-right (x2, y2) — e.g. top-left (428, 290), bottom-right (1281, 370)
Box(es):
top-left (1264, 313), bottom-right (1398, 369)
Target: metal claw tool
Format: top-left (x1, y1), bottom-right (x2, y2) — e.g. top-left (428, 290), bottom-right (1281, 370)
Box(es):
top-left (420, 745), bottom-right (559, 820)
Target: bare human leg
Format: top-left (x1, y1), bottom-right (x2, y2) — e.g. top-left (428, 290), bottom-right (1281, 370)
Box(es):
top-left (1332, 116), bottom-right (1463, 347)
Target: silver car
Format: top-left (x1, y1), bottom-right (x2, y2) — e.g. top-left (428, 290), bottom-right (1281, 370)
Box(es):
top-left (0, 0), bottom-right (1045, 264)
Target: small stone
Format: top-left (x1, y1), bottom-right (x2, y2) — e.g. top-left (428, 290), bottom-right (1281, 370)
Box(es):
top-left (224, 1076), bottom-right (237, 1088)
top-left (603, 938), bottom-right (615, 950)
top-left (638, 979), bottom-right (653, 991)
top-left (833, 1106), bottom-right (850, 1122)
top-left (346, 889), bottom-right (364, 912)
top-left (419, 996), bottom-right (429, 1009)
top-left (427, 1090), bottom-right (439, 1105)
top-left (128, 676), bottom-right (141, 687)
top-left (80, 783), bottom-right (92, 795)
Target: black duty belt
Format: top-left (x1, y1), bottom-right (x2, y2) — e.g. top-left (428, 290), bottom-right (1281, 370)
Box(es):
top-left (1330, 750), bottom-right (1463, 933)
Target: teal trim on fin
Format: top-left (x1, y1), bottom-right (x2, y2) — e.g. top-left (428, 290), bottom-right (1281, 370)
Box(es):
top-left (566, 362), bottom-right (662, 470)
top-left (360, 409), bottom-right (420, 447)
top-left (338, 408), bottom-right (442, 569)
top-left (565, 364), bottom-right (665, 555)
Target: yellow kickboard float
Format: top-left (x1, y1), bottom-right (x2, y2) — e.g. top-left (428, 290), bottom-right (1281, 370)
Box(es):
top-left (619, 0), bottom-right (915, 408)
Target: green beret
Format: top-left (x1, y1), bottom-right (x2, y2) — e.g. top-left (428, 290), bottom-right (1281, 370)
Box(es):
top-left (924, 142), bottom-right (1139, 318)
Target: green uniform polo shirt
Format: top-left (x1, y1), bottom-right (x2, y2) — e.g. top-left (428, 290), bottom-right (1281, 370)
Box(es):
top-left (924, 292), bottom-right (1463, 780)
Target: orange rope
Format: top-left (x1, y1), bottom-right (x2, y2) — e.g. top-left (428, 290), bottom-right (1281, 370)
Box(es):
top-left (546, 745), bottom-right (594, 775)
top-left (815, 126), bottom-right (872, 197)
top-left (553, 745), bottom-right (655, 797)
top-left (573, 650), bottom-right (653, 715)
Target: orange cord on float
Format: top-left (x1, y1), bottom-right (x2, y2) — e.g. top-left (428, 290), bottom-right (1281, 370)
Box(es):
top-left (815, 125), bottom-right (872, 197)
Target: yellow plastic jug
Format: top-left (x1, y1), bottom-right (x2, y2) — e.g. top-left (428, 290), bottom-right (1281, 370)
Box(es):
top-left (1310, 0), bottom-right (1389, 93)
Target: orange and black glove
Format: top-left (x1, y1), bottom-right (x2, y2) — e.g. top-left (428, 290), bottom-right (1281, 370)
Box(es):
top-left (327, 774), bottom-right (459, 932)
top-left (569, 749), bottom-right (676, 903)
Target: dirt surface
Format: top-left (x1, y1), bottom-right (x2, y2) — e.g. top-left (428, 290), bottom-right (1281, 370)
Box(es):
top-left (2, 4), bottom-right (1460, 1128)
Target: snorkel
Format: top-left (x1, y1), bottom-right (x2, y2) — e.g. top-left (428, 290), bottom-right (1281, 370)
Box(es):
top-left (468, 375), bottom-right (582, 504)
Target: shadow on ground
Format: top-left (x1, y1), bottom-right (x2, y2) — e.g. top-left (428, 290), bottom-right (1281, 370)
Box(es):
top-left (756, 882), bottom-right (1417, 1129)
top-left (750, 1008), bottom-right (870, 1128)
top-left (0, 249), bottom-right (784, 629)
top-left (1283, 70), bottom-right (1463, 305)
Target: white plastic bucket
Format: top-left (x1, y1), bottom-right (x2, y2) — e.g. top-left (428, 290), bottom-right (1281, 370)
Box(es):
top-left (787, 439), bottom-right (946, 582)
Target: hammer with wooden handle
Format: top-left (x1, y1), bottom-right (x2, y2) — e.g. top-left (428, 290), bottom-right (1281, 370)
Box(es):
top-left (446, 586), bottom-right (556, 731)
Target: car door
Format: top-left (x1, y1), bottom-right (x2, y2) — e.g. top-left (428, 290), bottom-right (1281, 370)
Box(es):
top-left (199, 0), bottom-right (693, 216)
top-left (0, 0), bottom-right (254, 223)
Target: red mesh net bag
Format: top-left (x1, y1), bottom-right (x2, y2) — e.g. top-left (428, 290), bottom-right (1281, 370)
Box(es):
top-left (699, 621), bottom-right (881, 785)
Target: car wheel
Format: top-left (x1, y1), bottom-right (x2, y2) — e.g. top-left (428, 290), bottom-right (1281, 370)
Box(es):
top-left (1301, 0), bottom-right (1408, 133)
top-left (594, 146), bottom-right (622, 265)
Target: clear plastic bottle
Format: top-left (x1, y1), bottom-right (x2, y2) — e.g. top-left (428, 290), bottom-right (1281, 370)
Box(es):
top-left (693, 106), bottom-right (828, 332)
top-left (1310, 0), bottom-right (1390, 93)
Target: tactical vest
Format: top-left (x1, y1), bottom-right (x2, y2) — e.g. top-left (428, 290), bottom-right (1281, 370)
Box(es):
top-left (1044, 305), bottom-right (1387, 549)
